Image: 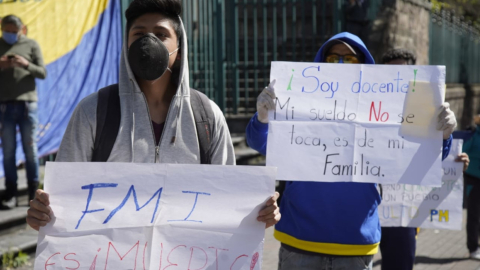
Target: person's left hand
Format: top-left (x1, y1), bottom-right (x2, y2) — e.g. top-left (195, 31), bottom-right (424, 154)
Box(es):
top-left (455, 152), bottom-right (470, 172)
top-left (11, 55), bottom-right (29, 68)
top-left (257, 192), bottom-right (281, 229)
top-left (437, 102), bottom-right (457, 140)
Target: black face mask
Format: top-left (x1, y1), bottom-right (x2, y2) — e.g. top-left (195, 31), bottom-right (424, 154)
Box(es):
top-left (128, 33), bottom-right (174, 81)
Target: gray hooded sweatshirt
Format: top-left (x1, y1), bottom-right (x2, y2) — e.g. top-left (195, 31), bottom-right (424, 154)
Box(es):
top-left (56, 18), bottom-right (235, 165)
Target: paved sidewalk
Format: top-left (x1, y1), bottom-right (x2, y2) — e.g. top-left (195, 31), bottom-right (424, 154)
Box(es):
top-left (262, 210), bottom-right (480, 270)
top-left (373, 211), bottom-right (480, 270)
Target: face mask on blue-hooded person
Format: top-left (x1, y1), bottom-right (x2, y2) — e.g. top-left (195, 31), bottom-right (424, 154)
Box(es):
top-left (2, 32), bottom-right (19, 45)
top-left (128, 33), bottom-right (179, 81)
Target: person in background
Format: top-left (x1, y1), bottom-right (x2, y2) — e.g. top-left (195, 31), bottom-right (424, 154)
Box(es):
top-left (463, 114), bottom-right (480, 260)
top-left (379, 48), bottom-right (469, 269)
top-left (0, 15), bottom-right (46, 209)
top-left (247, 34), bottom-right (456, 270)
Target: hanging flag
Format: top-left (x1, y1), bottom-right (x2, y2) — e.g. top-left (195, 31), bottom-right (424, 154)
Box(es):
top-left (0, 0), bottom-right (122, 176)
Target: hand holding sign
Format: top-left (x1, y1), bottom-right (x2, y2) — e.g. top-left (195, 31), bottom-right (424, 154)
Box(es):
top-left (455, 152), bottom-right (469, 171)
top-left (27, 190), bottom-right (52, 231)
top-left (437, 102), bottom-right (457, 140)
top-left (257, 80), bottom-right (277, 123)
top-left (257, 192), bottom-right (281, 228)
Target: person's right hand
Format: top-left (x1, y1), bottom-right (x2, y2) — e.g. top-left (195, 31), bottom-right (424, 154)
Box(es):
top-left (256, 80), bottom-right (276, 124)
top-left (0, 56), bottom-right (12, 69)
top-left (456, 153), bottom-right (470, 172)
top-left (26, 189), bottom-right (53, 231)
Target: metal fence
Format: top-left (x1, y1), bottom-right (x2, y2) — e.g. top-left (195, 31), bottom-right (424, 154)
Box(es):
top-left (120, 0), bottom-right (480, 115)
top-left (120, 0), bottom-right (382, 116)
top-left (430, 10), bottom-right (480, 84)
top-left (181, 0), bottom-right (350, 116)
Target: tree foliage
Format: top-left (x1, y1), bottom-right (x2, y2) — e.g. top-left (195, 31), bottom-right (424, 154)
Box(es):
top-left (431, 0), bottom-right (480, 30)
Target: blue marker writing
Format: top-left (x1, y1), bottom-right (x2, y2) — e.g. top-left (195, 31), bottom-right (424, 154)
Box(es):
top-left (103, 185), bottom-right (163, 224)
top-left (168, 191), bottom-right (211, 223)
top-left (301, 66), bottom-right (320, 93)
top-left (300, 66), bottom-right (338, 98)
top-left (76, 183), bottom-right (118, 229)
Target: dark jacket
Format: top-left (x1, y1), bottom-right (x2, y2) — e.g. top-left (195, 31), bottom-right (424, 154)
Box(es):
top-left (0, 35), bottom-right (46, 102)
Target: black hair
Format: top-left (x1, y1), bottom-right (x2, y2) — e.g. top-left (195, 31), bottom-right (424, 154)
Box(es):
top-left (125, 0), bottom-right (183, 45)
top-left (381, 48), bottom-right (417, 65)
top-left (1, 15), bottom-right (23, 29)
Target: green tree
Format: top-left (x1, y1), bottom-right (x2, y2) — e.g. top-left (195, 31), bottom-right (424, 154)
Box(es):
top-left (431, 0), bottom-right (480, 30)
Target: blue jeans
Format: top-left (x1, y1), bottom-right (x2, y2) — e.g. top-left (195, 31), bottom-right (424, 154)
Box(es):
top-left (0, 101), bottom-right (39, 198)
top-left (278, 246), bottom-right (373, 270)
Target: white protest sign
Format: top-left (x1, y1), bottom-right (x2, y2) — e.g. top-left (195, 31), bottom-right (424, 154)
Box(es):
top-left (379, 139), bottom-right (463, 230)
top-left (267, 62), bottom-right (445, 185)
top-left (34, 163), bottom-right (276, 270)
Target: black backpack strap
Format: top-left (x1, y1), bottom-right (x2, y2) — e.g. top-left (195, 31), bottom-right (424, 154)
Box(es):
top-left (92, 84), bottom-right (121, 162)
top-left (190, 89), bottom-right (215, 164)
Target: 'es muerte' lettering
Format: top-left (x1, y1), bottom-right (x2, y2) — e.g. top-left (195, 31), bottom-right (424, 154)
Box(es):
top-left (324, 153), bottom-right (383, 177)
top-left (43, 242), bottom-right (260, 270)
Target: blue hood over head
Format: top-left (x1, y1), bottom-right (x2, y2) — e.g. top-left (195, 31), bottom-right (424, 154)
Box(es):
top-left (314, 32), bottom-right (375, 64)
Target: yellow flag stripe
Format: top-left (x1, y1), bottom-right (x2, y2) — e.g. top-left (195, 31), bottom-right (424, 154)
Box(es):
top-left (0, 0), bottom-right (110, 65)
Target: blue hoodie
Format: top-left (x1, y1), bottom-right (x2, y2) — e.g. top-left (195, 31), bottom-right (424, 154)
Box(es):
top-left (246, 32), bottom-right (452, 256)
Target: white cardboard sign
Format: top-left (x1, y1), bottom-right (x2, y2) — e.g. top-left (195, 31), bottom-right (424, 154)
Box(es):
top-left (34, 163), bottom-right (276, 270)
top-left (267, 62), bottom-right (445, 185)
top-left (379, 139), bottom-right (464, 230)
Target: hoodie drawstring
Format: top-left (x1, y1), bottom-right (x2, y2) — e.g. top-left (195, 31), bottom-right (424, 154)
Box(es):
top-left (130, 79), bottom-right (136, 163)
top-left (172, 89), bottom-right (184, 146)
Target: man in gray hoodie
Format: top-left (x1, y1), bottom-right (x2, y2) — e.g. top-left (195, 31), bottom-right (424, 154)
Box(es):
top-left (26, 0), bottom-right (280, 231)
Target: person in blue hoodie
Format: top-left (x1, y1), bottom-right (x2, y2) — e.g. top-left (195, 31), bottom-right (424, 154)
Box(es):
top-left (246, 32), bottom-right (456, 270)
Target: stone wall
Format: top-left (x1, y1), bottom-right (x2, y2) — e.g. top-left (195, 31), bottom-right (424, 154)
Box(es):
top-left (369, 0), bottom-right (431, 64)
top-left (368, 0), bottom-right (480, 131)
top-left (446, 84), bottom-right (480, 130)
